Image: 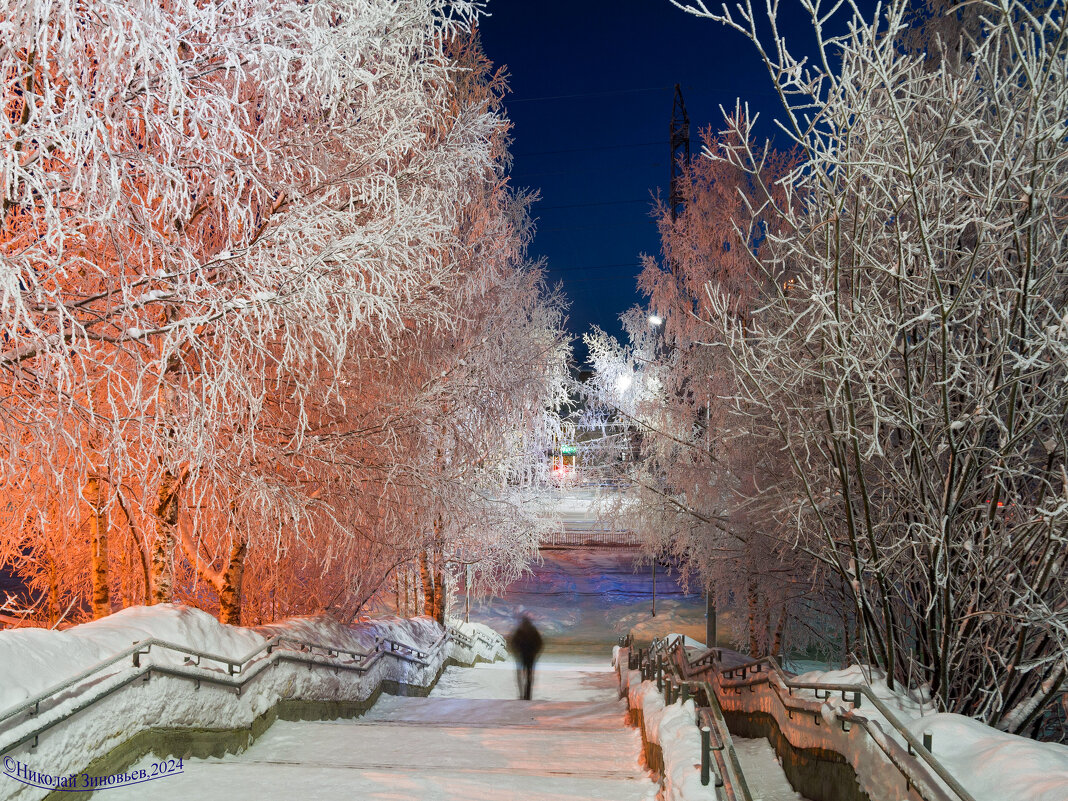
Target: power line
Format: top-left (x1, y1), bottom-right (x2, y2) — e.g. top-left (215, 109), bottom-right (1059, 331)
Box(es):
top-left (513, 140), bottom-right (661, 158)
top-left (512, 162), bottom-right (663, 180)
top-left (507, 85), bottom-right (672, 104)
top-left (547, 261), bottom-right (642, 274)
top-left (538, 220), bottom-right (656, 234)
top-left (536, 198), bottom-right (651, 212)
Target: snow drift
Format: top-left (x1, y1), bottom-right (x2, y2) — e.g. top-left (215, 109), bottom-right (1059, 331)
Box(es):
top-left (0, 605), bottom-right (504, 801)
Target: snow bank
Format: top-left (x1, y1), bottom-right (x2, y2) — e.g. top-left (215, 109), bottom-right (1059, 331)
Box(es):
top-left (613, 647), bottom-right (715, 801)
top-left (787, 664), bottom-right (1068, 801)
top-left (626, 679), bottom-right (714, 801)
top-left (902, 714), bottom-right (1068, 801)
top-left (0, 605), bottom-right (504, 801)
top-left (792, 664), bottom-right (933, 722)
top-left (0, 606), bottom-right (265, 712)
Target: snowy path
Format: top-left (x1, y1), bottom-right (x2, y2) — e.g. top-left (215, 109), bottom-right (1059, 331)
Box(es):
top-left (105, 655), bottom-right (656, 801)
top-left (732, 737), bottom-right (808, 801)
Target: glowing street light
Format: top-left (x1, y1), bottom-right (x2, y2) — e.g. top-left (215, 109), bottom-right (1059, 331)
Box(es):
top-left (648, 314), bottom-right (663, 326)
top-left (615, 373), bottom-right (633, 393)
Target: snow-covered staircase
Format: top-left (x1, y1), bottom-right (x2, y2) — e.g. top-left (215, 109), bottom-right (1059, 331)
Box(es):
top-left (105, 656), bottom-right (656, 801)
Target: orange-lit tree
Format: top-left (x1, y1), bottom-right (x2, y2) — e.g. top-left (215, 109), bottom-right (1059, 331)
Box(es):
top-left (0, 1), bottom-right (567, 626)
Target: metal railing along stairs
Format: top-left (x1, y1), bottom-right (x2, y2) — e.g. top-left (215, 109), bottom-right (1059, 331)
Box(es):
top-left (0, 624), bottom-right (500, 758)
top-left (621, 635), bottom-right (752, 801)
top-left (650, 635), bottom-right (978, 801)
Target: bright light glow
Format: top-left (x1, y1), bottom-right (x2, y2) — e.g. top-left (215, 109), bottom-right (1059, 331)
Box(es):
top-left (616, 373), bottom-right (633, 392)
top-left (648, 314), bottom-right (663, 326)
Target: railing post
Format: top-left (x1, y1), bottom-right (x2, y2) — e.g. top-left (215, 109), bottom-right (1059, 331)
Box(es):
top-left (656, 655), bottom-right (663, 693)
top-left (923, 731), bottom-right (933, 753)
top-left (680, 681), bottom-right (690, 704)
top-left (700, 726), bottom-right (711, 786)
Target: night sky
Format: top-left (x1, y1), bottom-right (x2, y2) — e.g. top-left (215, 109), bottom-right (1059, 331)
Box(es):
top-left (477, 0), bottom-right (880, 365)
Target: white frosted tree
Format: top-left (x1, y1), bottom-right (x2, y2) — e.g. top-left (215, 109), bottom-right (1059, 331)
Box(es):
top-left (578, 128), bottom-right (813, 657)
top-left (671, 0), bottom-right (1068, 731)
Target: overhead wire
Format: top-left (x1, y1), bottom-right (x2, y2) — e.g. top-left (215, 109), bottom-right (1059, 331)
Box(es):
top-left (506, 85), bottom-right (674, 104)
top-left (536, 198), bottom-right (651, 212)
top-left (512, 162), bottom-right (663, 180)
top-left (546, 261), bottom-right (642, 274)
top-left (513, 140), bottom-right (662, 158)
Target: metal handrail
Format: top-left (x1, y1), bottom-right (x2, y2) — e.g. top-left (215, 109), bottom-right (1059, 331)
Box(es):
top-left (0, 631), bottom-right (414, 730)
top-left (467, 628), bottom-right (502, 653)
top-left (696, 683), bottom-right (753, 801)
top-left (449, 628), bottom-right (475, 649)
top-left (671, 641), bottom-right (977, 801)
top-left (624, 637), bottom-right (752, 801)
top-left (650, 637), bottom-right (753, 801)
top-left (0, 624), bottom-right (485, 757)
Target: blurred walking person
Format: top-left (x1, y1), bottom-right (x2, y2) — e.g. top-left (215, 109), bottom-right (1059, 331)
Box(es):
top-left (509, 614), bottom-right (543, 700)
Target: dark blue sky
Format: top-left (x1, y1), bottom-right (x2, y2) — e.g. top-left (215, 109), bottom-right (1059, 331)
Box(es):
top-left (477, 0), bottom-right (878, 364)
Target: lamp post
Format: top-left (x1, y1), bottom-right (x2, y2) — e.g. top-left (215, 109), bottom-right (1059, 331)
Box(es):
top-left (651, 559), bottom-right (656, 617)
top-left (648, 312), bottom-right (663, 618)
top-left (706, 588), bottom-right (716, 648)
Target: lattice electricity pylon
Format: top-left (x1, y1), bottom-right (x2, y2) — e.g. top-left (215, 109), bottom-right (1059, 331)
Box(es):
top-left (669, 83), bottom-right (690, 223)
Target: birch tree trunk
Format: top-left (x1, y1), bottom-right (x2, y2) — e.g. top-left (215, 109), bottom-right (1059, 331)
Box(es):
top-left (772, 605), bottom-right (786, 656)
top-left (122, 495), bottom-right (151, 605)
top-left (420, 551), bottom-right (435, 617)
top-left (219, 537), bottom-right (248, 625)
top-left (433, 562), bottom-right (446, 624)
top-left (86, 475), bottom-right (110, 619)
top-left (151, 470), bottom-right (181, 604)
top-left (47, 557), bottom-right (59, 627)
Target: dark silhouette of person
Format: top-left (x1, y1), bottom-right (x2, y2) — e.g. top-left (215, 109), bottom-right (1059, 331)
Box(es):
top-left (508, 614), bottom-right (543, 700)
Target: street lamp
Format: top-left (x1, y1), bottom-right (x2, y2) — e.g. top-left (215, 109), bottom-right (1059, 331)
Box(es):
top-left (648, 314), bottom-right (663, 326)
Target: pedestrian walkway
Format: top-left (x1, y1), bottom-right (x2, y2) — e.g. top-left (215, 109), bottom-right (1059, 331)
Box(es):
top-left (106, 655), bottom-right (657, 801)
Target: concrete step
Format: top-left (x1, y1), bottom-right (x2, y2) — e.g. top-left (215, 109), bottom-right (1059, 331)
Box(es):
top-left (103, 658), bottom-right (656, 801)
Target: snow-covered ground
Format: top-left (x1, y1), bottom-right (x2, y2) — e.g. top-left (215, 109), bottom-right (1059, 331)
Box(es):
top-left (732, 738), bottom-right (807, 801)
top-left (2, 551), bottom-right (1063, 801)
top-left (100, 655), bottom-right (657, 801)
top-left (788, 665), bottom-right (1068, 801)
top-left (0, 606), bottom-right (503, 801)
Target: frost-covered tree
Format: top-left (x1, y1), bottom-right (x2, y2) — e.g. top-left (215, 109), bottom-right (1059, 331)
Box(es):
top-left (0, 2), bottom-right (568, 626)
top-left (579, 126), bottom-right (815, 657)
top-left (672, 0), bottom-right (1068, 731)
